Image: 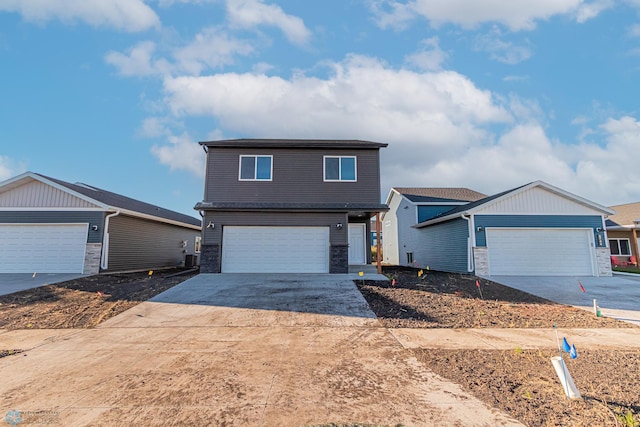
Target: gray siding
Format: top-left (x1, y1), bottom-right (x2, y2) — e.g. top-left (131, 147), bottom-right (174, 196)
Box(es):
top-left (203, 211), bottom-right (348, 246)
top-left (204, 147), bottom-right (381, 205)
top-left (474, 215), bottom-right (605, 247)
top-left (412, 218), bottom-right (470, 274)
top-left (0, 211), bottom-right (105, 243)
top-left (106, 214), bottom-right (200, 272)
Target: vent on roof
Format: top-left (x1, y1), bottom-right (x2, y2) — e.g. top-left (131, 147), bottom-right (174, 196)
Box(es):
top-left (74, 183), bottom-right (99, 191)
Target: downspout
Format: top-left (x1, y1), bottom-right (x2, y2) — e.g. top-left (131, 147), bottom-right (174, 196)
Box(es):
top-left (100, 210), bottom-right (121, 271)
top-left (461, 214), bottom-right (474, 273)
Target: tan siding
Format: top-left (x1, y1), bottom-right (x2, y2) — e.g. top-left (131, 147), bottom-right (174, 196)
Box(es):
top-left (0, 180), bottom-right (98, 208)
top-left (106, 215), bottom-right (200, 272)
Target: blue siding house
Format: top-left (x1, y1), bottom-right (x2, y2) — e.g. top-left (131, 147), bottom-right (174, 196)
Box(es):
top-left (411, 181), bottom-right (615, 277)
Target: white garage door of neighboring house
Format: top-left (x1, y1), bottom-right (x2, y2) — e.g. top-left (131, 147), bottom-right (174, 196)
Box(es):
top-left (0, 224), bottom-right (88, 273)
top-left (486, 228), bottom-right (595, 276)
top-left (222, 226), bottom-right (330, 273)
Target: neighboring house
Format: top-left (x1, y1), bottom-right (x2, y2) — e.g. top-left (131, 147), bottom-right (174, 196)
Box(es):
top-left (386, 181), bottom-right (614, 277)
top-left (606, 202), bottom-right (640, 266)
top-left (0, 172), bottom-right (202, 274)
top-left (382, 187), bottom-right (487, 266)
top-left (194, 139), bottom-right (388, 273)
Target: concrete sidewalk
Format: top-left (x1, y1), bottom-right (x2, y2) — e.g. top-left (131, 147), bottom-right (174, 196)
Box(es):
top-left (389, 327), bottom-right (640, 350)
top-left (0, 274), bottom-right (523, 426)
top-left (0, 273), bottom-right (86, 296)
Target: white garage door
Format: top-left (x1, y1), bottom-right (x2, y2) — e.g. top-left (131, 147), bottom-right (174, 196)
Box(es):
top-left (486, 228), bottom-right (594, 276)
top-left (222, 226), bottom-right (330, 273)
top-left (0, 224), bottom-right (88, 273)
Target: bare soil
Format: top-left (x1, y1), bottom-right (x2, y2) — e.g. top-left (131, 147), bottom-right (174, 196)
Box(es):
top-left (356, 266), bottom-right (640, 426)
top-left (1, 266), bottom-right (638, 425)
top-left (0, 268), bottom-right (198, 330)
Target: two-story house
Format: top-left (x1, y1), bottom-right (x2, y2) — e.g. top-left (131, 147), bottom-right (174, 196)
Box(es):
top-left (195, 139), bottom-right (388, 273)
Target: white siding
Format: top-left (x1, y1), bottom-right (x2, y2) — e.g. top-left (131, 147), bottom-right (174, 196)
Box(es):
top-left (475, 187), bottom-right (600, 215)
top-left (0, 180), bottom-right (97, 208)
top-left (383, 193), bottom-right (402, 265)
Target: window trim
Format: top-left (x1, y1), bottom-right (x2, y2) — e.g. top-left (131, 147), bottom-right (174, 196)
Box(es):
top-left (238, 155), bottom-right (273, 181)
top-left (323, 155), bottom-right (357, 182)
top-left (609, 238), bottom-right (632, 256)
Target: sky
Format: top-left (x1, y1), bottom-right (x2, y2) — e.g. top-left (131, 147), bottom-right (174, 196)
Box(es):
top-left (1, 0), bottom-right (640, 219)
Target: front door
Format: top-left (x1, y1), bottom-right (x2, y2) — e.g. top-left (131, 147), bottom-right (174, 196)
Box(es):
top-left (348, 223), bottom-right (366, 265)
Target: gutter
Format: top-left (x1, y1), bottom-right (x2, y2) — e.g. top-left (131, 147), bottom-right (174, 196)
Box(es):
top-left (100, 210), bottom-right (121, 270)
top-left (461, 214), bottom-right (474, 273)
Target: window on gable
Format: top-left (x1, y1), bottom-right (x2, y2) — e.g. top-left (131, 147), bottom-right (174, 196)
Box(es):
top-left (324, 156), bottom-right (356, 182)
top-left (239, 155), bottom-right (272, 181)
top-left (609, 238), bottom-right (631, 256)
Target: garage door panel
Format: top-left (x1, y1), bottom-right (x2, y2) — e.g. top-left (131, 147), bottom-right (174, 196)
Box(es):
top-left (222, 226), bottom-right (329, 273)
top-left (487, 228), bottom-right (594, 276)
top-left (0, 224), bottom-right (88, 273)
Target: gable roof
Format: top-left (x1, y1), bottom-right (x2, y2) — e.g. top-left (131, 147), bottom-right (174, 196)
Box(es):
top-left (607, 202), bottom-right (640, 228)
top-left (0, 172), bottom-right (201, 228)
top-left (392, 187), bottom-right (487, 204)
top-left (414, 181), bottom-right (614, 228)
top-left (200, 138), bottom-right (388, 149)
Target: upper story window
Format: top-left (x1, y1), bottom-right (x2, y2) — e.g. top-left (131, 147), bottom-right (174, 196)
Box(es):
top-left (324, 156), bottom-right (357, 182)
top-left (239, 155), bottom-right (272, 181)
top-left (609, 238), bottom-right (631, 256)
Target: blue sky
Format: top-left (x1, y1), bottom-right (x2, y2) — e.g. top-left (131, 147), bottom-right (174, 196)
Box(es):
top-left (2, 0), bottom-right (640, 218)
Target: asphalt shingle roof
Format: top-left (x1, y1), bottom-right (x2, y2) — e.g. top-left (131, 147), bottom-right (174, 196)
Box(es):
top-left (608, 202), bottom-right (640, 226)
top-left (394, 187), bottom-right (487, 203)
top-left (36, 173), bottom-right (201, 227)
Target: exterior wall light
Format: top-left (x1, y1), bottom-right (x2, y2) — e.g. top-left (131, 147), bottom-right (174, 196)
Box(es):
top-left (476, 226), bottom-right (483, 232)
top-left (336, 223), bottom-right (343, 230)
top-left (595, 227), bottom-right (603, 232)
top-left (206, 221), bottom-right (215, 229)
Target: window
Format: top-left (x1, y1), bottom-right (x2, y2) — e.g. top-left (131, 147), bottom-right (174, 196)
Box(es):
top-left (324, 156), bottom-right (356, 182)
top-left (239, 155), bottom-right (272, 181)
top-left (406, 252), bottom-right (414, 264)
top-left (609, 238), bottom-right (631, 256)
top-left (195, 236), bottom-right (202, 254)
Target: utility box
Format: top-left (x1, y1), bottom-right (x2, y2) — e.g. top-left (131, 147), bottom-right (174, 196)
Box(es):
top-left (185, 254), bottom-right (198, 268)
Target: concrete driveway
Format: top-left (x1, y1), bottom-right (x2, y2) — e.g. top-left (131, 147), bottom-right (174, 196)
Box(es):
top-left (0, 273), bottom-right (522, 426)
top-left (0, 273), bottom-right (86, 296)
top-left (487, 273), bottom-right (640, 325)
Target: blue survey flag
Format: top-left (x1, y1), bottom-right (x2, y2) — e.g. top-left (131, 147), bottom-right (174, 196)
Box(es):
top-left (570, 344), bottom-right (578, 359)
top-left (562, 337), bottom-right (571, 353)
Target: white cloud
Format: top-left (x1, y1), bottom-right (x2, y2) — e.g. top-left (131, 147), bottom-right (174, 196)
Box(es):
top-left (172, 27), bottom-right (254, 75)
top-left (162, 55), bottom-right (511, 150)
top-left (473, 28), bottom-right (532, 64)
top-left (0, 0), bottom-right (160, 32)
top-left (576, 0), bottom-right (614, 23)
top-left (151, 131), bottom-right (205, 177)
top-left (225, 0), bottom-right (311, 45)
top-left (105, 41), bottom-right (171, 77)
top-left (373, 0), bottom-right (582, 31)
top-left (404, 37), bottom-right (448, 71)
top-left (106, 28), bottom-right (254, 77)
top-left (629, 23), bottom-right (640, 37)
top-left (0, 155), bottom-right (26, 181)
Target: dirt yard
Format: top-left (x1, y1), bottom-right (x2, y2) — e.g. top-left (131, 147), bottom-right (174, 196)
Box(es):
top-left (0, 268), bottom-right (197, 330)
top-left (1, 266), bottom-right (638, 426)
top-left (357, 267), bottom-right (640, 427)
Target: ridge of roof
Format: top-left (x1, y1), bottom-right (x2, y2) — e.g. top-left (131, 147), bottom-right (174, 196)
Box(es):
top-left (200, 138), bottom-right (388, 148)
top-left (393, 187), bottom-right (487, 203)
top-left (34, 173), bottom-right (201, 227)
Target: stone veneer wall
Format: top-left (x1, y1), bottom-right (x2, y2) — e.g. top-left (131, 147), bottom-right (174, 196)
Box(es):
top-left (330, 244), bottom-right (348, 273)
top-left (200, 244), bottom-right (220, 273)
top-left (596, 247), bottom-right (612, 277)
top-left (473, 247), bottom-right (489, 276)
top-left (84, 243), bottom-right (102, 275)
